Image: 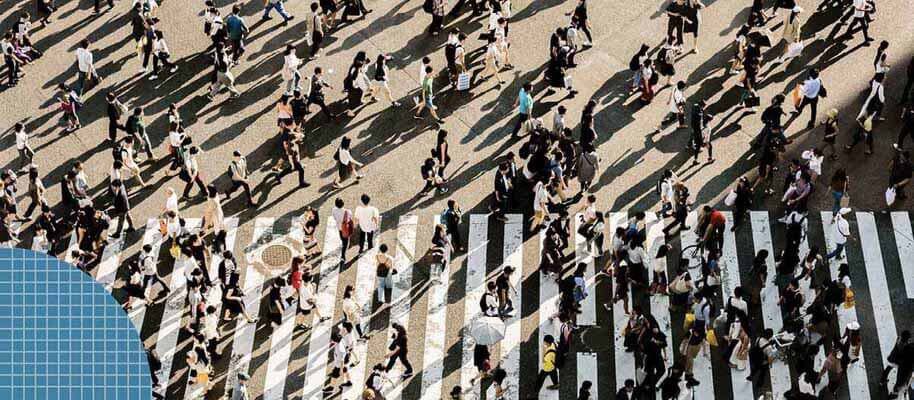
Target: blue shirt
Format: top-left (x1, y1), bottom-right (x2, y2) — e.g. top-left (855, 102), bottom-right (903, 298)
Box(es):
top-left (226, 15), bottom-right (246, 40)
top-left (518, 89), bottom-right (533, 115)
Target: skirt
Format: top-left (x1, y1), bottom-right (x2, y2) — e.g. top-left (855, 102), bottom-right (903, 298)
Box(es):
top-left (337, 161), bottom-right (353, 181)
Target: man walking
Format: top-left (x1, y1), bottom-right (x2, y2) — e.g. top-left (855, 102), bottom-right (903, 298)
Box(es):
top-left (110, 179), bottom-right (136, 237)
top-left (795, 68), bottom-right (824, 129)
top-left (332, 198), bottom-right (353, 265)
top-left (227, 151), bottom-right (257, 206)
top-left (225, 5), bottom-right (249, 62)
top-left (208, 43), bottom-right (242, 100)
top-left (263, 0), bottom-right (294, 24)
top-left (534, 335), bottom-right (559, 392)
top-left (75, 39), bottom-right (98, 96)
top-left (843, 0), bottom-right (874, 44)
top-left (125, 107), bottom-right (155, 161)
top-left (511, 82), bottom-right (534, 138)
top-left (354, 194), bottom-right (380, 254)
top-left (13, 123), bottom-right (34, 171)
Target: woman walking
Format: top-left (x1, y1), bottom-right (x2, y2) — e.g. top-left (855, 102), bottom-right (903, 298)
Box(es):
top-left (333, 136), bottom-right (364, 189)
top-left (370, 54), bottom-right (400, 107)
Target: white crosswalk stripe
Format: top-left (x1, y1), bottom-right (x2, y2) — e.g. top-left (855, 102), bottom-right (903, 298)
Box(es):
top-left (223, 218), bottom-right (272, 399)
top-left (574, 213), bottom-right (597, 326)
top-left (460, 214), bottom-right (488, 398)
top-left (820, 211), bottom-right (871, 400)
top-left (384, 215), bottom-right (418, 399)
top-left (419, 215), bottom-right (451, 400)
top-left (263, 217), bottom-right (304, 400)
top-left (500, 214), bottom-right (523, 400)
top-left (890, 212), bottom-right (914, 299)
top-left (749, 212), bottom-right (792, 399)
top-left (680, 211), bottom-right (714, 399)
top-left (301, 217), bottom-right (343, 399)
top-left (342, 217), bottom-right (382, 400)
top-left (154, 218), bottom-right (201, 398)
top-left (52, 211), bottom-right (914, 400)
top-left (127, 218), bottom-right (164, 329)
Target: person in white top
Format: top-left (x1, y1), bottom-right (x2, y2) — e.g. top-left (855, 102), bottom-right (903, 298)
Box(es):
top-left (163, 186), bottom-right (180, 216)
top-left (341, 285), bottom-right (368, 340)
top-left (826, 207), bottom-right (852, 260)
top-left (327, 322), bottom-right (356, 392)
top-left (658, 81), bottom-right (687, 131)
top-left (857, 73), bottom-right (885, 122)
top-left (74, 39), bottom-right (96, 96)
top-left (13, 122), bottom-right (33, 171)
top-left (149, 30), bottom-right (177, 80)
top-left (795, 68), bottom-right (824, 128)
top-left (332, 198), bottom-right (353, 265)
top-left (227, 150), bottom-right (256, 206)
top-left (480, 36), bottom-right (504, 85)
top-left (801, 148), bottom-right (824, 181)
top-left (843, 0), bottom-right (873, 43)
top-left (418, 56), bottom-right (431, 91)
top-left (530, 180), bottom-right (549, 231)
top-left (354, 194), bottom-right (380, 254)
top-left (282, 44), bottom-right (302, 94)
top-left (139, 243), bottom-right (169, 299)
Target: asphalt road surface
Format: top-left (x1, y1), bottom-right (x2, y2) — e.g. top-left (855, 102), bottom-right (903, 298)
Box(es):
top-left (2, 0), bottom-right (914, 398)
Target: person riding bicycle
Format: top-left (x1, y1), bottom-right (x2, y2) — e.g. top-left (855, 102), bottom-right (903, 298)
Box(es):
top-left (696, 205), bottom-right (725, 255)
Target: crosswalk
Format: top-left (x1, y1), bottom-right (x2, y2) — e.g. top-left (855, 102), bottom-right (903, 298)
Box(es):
top-left (43, 211), bottom-right (914, 399)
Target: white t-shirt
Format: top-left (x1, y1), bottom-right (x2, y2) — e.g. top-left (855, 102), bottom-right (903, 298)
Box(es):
top-left (15, 129), bottom-right (28, 150)
top-left (669, 87), bottom-right (685, 114)
top-left (76, 48), bottom-right (94, 73)
top-left (283, 54), bottom-right (301, 80)
top-left (331, 206), bottom-right (347, 227)
top-left (338, 148), bottom-right (353, 165)
top-left (833, 217), bottom-right (850, 245)
top-left (354, 205), bottom-right (380, 232)
top-left (165, 193), bottom-right (179, 214)
top-left (532, 182), bottom-right (547, 211)
top-left (168, 130), bottom-right (184, 147)
top-left (852, 0), bottom-right (867, 18)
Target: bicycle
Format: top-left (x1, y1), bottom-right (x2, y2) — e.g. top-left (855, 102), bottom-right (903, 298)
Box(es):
top-left (679, 240), bottom-right (706, 280)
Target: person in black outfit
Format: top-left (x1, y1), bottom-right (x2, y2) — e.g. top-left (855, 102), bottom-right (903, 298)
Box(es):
top-left (571, 0), bottom-right (593, 46)
top-left (579, 100), bottom-right (597, 149)
top-left (690, 100), bottom-right (713, 164)
top-left (492, 162), bottom-right (512, 220)
top-left (93, 0), bottom-right (113, 13)
top-left (109, 179), bottom-right (135, 237)
top-left (105, 92), bottom-right (125, 142)
top-left (341, 0), bottom-right (372, 23)
top-left (666, 0), bottom-right (686, 45)
top-left (902, 56), bottom-right (914, 105)
top-left (308, 67), bottom-right (336, 121)
top-left (889, 149), bottom-right (913, 202)
top-left (385, 323), bottom-right (414, 377)
top-left (268, 128), bottom-right (310, 188)
top-left (896, 106), bottom-right (914, 148)
top-left (291, 89), bottom-right (310, 127)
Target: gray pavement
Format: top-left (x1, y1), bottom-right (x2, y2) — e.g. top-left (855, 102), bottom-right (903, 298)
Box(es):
top-left (3, 0), bottom-right (914, 398)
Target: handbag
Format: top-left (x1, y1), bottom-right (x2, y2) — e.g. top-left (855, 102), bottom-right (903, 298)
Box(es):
top-left (706, 329), bottom-right (719, 347)
top-left (169, 242), bottom-right (181, 259)
top-left (563, 75), bottom-right (573, 89)
top-left (886, 187), bottom-right (897, 206)
top-left (840, 183), bottom-right (850, 208)
top-left (791, 84), bottom-right (802, 108)
top-left (843, 287), bottom-right (855, 309)
top-left (724, 189), bottom-right (738, 206)
top-left (683, 312), bottom-right (696, 330)
top-left (456, 73), bottom-right (470, 91)
top-left (340, 211), bottom-right (354, 239)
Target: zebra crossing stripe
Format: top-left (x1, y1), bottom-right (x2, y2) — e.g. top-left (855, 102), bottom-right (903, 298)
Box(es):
top-left (128, 218), bottom-right (165, 329)
top-left (890, 212), bottom-right (914, 299)
top-left (341, 217), bottom-right (382, 400)
top-left (609, 212), bottom-right (635, 389)
top-left (263, 217), bottom-right (306, 400)
top-left (460, 215), bottom-right (489, 398)
top-left (748, 212), bottom-right (791, 399)
top-left (721, 212), bottom-right (752, 396)
top-left (223, 218), bottom-right (273, 399)
top-left (95, 234), bottom-right (123, 293)
top-left (301, 217), bottom-right (343, 399)
top-left (384, 215), bottom-right (418, 399)
top-left (644, 213), bottom-right (674, 359)
top-left (680, 211), bottom-right (714, 399)
top-left (574, 213), bottom-right (597, 326)
top-left (154, 218), bottom-right (202, 398)
top-left (857, 213), bottom-right (898, 368)
top-left (419, 215), bottom-right (451, 400)
top-left (820, 212), bottom-right (871, 400)
top-left (538, 224), bottom-right (559, 400)
top-left (500, 214), bottom-right (523, 400)
top-left (577, 352), bottom-right (598, 400)
top-left (184, 217), bottom-right (239, 400)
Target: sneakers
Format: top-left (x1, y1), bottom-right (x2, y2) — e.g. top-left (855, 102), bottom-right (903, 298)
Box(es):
top-left (148, 74), bottom-right (158, 81)
top-left (169, 66), bottom-right (178, 73)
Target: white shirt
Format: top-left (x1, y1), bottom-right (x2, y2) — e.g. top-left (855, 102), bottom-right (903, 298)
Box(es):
top-left (153, 38), bottom-right (169, 55)
top-left (76, 48), bottom-right (94, 73)
top-left (283, 54), bottom-right (301, 80)
top-left (833, 216), bottom-right (850, 245)
top-left (802, 150), bottom-right (823, 176)
top-left (354, 205), bottom-right (380, 232)
top-left (532, 181), bottom-right (547, 211)
top-left (852, 0), bottom-right (867, 18)
top-left (168, 130), bottom-right (184, 147)
top-left (865, 81), bottom-right (885, 105)
top-left (298, 282), bottom-right (316, 309)
top-left (165, 192), bottom-right (179, 214)
top-left (331, 206), bottom-right (348, 228)
top-left (488, 11), bottom-right (502, 31)
top-left (140, 251), bottom-right (156, 275)
top-left (338, 148), bottom-right (353, 165)
top-left (419, 63), bottom-right (429, 87)
top-left (802, 78), bottom-right (821, 99)
top-left (15, 129), bottom-right (28, 150)
top-left (669, 87), bottom-right (685, 114)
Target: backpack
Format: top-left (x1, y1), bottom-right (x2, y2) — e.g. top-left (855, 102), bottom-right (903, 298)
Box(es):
top-left (629, 53), bottom-right (641, 71)
top-left (787, 214), bottom-right (807, 242)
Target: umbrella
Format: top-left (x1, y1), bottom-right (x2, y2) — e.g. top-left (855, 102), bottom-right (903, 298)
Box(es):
top-left (469, 316), bottom-right (506, 345)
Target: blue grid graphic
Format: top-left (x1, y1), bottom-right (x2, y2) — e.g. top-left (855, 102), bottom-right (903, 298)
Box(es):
top-left (0, 248), bottom-right (152, 400)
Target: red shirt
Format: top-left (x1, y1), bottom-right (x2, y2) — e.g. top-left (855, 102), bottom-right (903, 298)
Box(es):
top-left (709, 210), bottom-right (726, 228)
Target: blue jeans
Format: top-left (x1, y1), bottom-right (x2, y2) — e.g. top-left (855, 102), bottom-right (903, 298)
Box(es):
top-left (75, 71), bottom-right (88, 96)
top-left (831, 190), bottom-right (843, 215)
top-left (826, 242), bottom-right (845, 260)
top-left (263, 2), bottom-right (292, 20)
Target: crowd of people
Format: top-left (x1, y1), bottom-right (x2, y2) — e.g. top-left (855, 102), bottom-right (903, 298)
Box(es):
top-left (3, 0), bottom-right (914, 398)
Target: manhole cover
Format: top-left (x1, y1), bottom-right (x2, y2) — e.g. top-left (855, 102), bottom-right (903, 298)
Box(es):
top-left (262, 244), bottom-right (293, 268)
top-left (581, 326), bottom-right (611, 352)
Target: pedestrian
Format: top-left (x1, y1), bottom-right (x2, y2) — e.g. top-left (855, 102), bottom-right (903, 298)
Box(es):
top-left (374, 244), bottom-right (394, 303)
top-left (414, 65), bottom-right (444, 124)
top-left (510, 82), bottom-right (534, 138)
top-left (428, 0), bottom-right (448, 36)
top-left (534, 335), bottom-right (559, 392)
top-left (655, 38), bottom-right (681, 87)
top-left (795, 68), bottom-right (825, 129)
top-left (208, 43), bottom-right (242, 99)
top-left (333, 136), bottom-right (364, 189)
top-left (149, 31), bottom-right (178, 80)
top-left (441, 199), bottom-right (463, 251)
top-left (480, 36), bottom-right (505, 85)
top-left (354, 194), bottom-right (380, 254)
top-left (570, 0), bottom-right (593, 47)
top-left (666, 0), bottom-right (686, 46)
top-left (429, 223), bottom-right (453, 283)
top-left (690, 100), bottom-right (714, 165)
top-left (856, 68), bottom-right (886, 125)
top-left (263, 0), bottom-right (294, 24)
top-left (615, 379), bottom-right (635, 399)
top-left (22, 167), bottom-right (45, 220)
top-left (225, 5), bottom-right (249, 62)
top-left (420, 158), bottom-right (448, 195)
top-left (384, 323), bottom-right (414, 378)
top-left (13, 123), bottom-right (34, 171)
top-left (125, 107), bottom-right (155, 161)
top-left (109, 179), bottom-right (136, 237)
top-left (843, 0), bottom-right (874, 44)
top-left (1, 33), bottom-right (24, 87)
top-left (888, 148), bottom-right (913, 205)
top-left (74, 39), bottom-right (98, 96)
top-left (105, 93), bottom-right (127, 143)
top-left (370, 54), bottom-right (399, 106)
top-left (659, 80), bottom-right (688, 131)
top-left (230, 372), bottom-right (250, 400)
top-left (332, 198), bottom-right (354, 264)
top-left (341, 285), bottom-right (368, 340)
top-left (826, 207), bottom-right (852, 259)
top-left (307, 3), bottom-right (326, 59)
top-left (58, 92), bottom-right (81, 133)
top-left (629, 44), bottom-right (650, 92)
top-left (226, 151), bottom-right (257, 206)
top-left (180, 146), bottom-right (208, 200)
top-left (639, 58), bottom-right (657, 103)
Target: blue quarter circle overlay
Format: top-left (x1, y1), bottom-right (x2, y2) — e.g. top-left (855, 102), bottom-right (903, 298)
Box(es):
top-left (0, 248), bottom-right (152, 400)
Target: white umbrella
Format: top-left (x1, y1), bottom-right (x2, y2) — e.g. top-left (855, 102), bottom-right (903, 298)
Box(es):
top-left (469, 316), bottom-right (506, 345)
